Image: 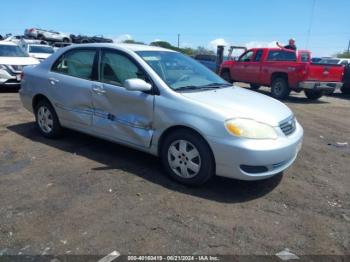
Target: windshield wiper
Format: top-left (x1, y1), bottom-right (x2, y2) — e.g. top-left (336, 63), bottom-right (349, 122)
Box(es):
top-left (198, 83), bottom-right (232, 88)
top-left (175, 85), bottom-right (199, 91)
top-left (176, 83), bottom-right (231, 92)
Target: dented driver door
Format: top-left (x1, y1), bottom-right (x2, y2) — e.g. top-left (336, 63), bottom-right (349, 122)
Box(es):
top-left (91, 49), bottom-right (155, 148)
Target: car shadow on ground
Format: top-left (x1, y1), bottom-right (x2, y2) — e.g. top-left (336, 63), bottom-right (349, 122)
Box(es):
top-left (0, 87), bottom-right (20, 93)
top-left (7, 122), bottom-right (282, 204)
top-left (325, 92), bottom-right (350, 101)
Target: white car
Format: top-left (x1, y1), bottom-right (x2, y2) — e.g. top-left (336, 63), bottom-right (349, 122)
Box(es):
top-left (0, 42), bottom-right (39, 87)
top-left (21, 43), bottom-right (54, 61)
top-left (24, 28), bottom-right (71, 43)
top-left (319, 57), bottom-right (350, 65)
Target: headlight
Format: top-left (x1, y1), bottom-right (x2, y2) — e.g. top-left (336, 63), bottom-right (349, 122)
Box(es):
top-left (225, 118), bottom-right (278, 139)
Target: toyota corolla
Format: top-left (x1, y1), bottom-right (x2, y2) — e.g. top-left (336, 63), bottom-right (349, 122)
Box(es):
top-left (20, 43), bottom-right (303, 186)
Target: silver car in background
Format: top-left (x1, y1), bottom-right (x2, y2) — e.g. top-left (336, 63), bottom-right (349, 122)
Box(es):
top-left (20, 43), bottom-right (303, 186)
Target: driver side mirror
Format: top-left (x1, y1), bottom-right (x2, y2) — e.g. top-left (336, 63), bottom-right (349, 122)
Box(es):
top-left (124, 79), bottom-right (152, 92)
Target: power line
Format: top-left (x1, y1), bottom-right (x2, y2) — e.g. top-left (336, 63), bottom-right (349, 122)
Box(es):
top-left (306, 0), bottom-right (316, 49)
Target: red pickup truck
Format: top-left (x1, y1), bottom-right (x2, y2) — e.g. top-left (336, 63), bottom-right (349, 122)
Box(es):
top-left (219, 48), bottom-right (344, 100)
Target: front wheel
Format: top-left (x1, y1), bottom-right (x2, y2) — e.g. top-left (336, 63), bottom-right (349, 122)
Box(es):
top-left (35, 99), bottom-right (62, 138)
top-left (160, 130), bottom-right (215, 186)
top-left (304, 90), bottom-right (323, 100)
top-left (271, 78), bottom-right (290, 100)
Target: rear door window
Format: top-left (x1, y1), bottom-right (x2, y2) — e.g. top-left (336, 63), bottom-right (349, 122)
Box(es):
top-left (267, 50), bottom-right (296, 61)
top-left (52, 49), bottom-right (96, 80)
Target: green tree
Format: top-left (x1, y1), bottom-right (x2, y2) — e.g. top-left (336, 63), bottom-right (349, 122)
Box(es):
top-left (123, 39), bottom-right (145, 45)
top-left (336, 51), bottom-right (350, 58)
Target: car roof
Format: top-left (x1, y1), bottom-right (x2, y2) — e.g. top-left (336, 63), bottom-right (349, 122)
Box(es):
top-left (27, 44), bottom-right (52, 47)
top-left (248, 47), bottom-right (309, 52)
top-left (65, 43), bottom-right (176, 52)
top-left (0, 41), bottom-right (17, 46)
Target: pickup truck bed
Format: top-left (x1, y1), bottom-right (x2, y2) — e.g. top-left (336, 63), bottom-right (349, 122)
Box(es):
top-left (220, 48), bottom-right (344, 100)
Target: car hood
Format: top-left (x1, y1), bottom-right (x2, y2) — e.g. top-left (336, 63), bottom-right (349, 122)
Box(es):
top-left (0, 56), bottom-right (39, 66)
top-left (29, 53), bottom-right (52, 59)
top-left (181, 86), bottom-right (293, 126)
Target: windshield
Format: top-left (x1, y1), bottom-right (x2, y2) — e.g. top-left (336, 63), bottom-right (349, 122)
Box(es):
top-left (29, 45), bottom-right (54, 54)
top-left (0, 45), bottom-right (29, 57)
top-left (137, 51), bottom-right (229, 91)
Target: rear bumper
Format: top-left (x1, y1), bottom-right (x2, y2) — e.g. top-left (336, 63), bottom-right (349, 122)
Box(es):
top-left (298, 81), bottom-right (343, 91)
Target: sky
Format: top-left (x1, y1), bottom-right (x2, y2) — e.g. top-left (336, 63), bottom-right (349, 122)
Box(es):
top-left (1, 0), bottom-right (349, 56)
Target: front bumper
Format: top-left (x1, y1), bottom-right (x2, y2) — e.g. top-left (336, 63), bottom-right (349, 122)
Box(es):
top-left (207, 121), bottom-right (303, 180)
top-left (0, 68), bottom-right (21, 87)
top-left (298, 81), bottom-right (343, 92)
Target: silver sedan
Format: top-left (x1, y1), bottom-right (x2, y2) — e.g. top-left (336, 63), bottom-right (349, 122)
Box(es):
top-left (20, 43), bottom-right (303, 186)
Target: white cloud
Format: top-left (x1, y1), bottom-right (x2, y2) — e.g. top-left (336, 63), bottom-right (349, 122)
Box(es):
top-left (208, 38), bottom-right (229, 52)
top-left (245, 41), bottom-right (278, 49)
top-left (113, 34), bottom-right (133, 43)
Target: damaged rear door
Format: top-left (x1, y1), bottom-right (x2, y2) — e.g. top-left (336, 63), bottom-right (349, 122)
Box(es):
top-left (49, 48), bottom-right (98, 127)
top-left (92, 48), bottom-right (154, 148)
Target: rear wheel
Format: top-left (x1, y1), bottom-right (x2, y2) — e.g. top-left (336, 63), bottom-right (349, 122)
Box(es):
top-left (271, 77), bottom-right (290, 100)
top-left (250, 84), bottom-right (260, 90)
top-left (341, 84), bottom-right (350, 94)
top-left (221, 70), bottom-right (233, 83)
top-left (160, 129), bottom-right (215, 186)
top-left (34, 99), bottom-right (62, 138)
top-left (304, 90), bottom-right (323, 100)
top-left (63, 38), bottom-right (70, 43)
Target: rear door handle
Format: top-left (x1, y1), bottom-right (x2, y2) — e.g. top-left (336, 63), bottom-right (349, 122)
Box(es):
top-left (49, 77), bottom-right (59, 85)
top-left (92, 84), bottom-right (106, 94)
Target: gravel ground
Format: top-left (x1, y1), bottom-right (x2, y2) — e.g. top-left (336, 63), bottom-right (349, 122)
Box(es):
top-left (0, 87), bottom-right (349, 257)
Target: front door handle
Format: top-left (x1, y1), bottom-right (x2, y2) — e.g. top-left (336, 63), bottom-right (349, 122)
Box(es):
top-left (92, 84), bottom-right (106, 94)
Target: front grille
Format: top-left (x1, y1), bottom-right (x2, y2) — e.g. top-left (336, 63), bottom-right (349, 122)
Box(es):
top-left (279, 117), bottom-right (296, 136)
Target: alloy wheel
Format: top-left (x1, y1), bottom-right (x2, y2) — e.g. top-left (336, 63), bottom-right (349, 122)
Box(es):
top-left (167, 139), bottom-right (201, 178)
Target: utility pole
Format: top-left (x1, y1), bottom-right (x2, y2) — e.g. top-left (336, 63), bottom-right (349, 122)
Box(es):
top-left (347, 40), bottom-right (350, 53)
top-left (177, 34), bottom-right (180, 48)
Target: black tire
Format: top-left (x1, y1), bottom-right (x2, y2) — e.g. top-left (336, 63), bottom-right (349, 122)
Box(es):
top-left (62, 38), bottom-right (70, 43)
top-left (34, 99), bottom-right (62, 138)
top-left (160, 129), bottom-right (215, 186)
top-left (271, 77), bottom-right (291, 100)
top-left (37, 34), bottom-right (45, 40)
top-left (304, 90), bottom-right (323, 100)
top-left (341, 84), bottom-right (350, 94)
top-left (250, 84), bottom-right (260, 90)
top-left (221, 70), bottom-right (233, 83)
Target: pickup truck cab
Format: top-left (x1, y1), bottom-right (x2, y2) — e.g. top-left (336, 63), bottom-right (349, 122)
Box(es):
top-left (220, 48), bottom-right (344, 100)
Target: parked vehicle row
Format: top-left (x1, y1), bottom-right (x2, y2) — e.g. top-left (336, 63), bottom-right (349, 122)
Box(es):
top-left (24, 28), bottom-right (113, 44)
top-left (220, 48), bottom-right (344, 100)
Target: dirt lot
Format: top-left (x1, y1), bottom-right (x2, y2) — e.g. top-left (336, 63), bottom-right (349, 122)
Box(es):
top-left (0, 86), bottom-right (349, 257)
